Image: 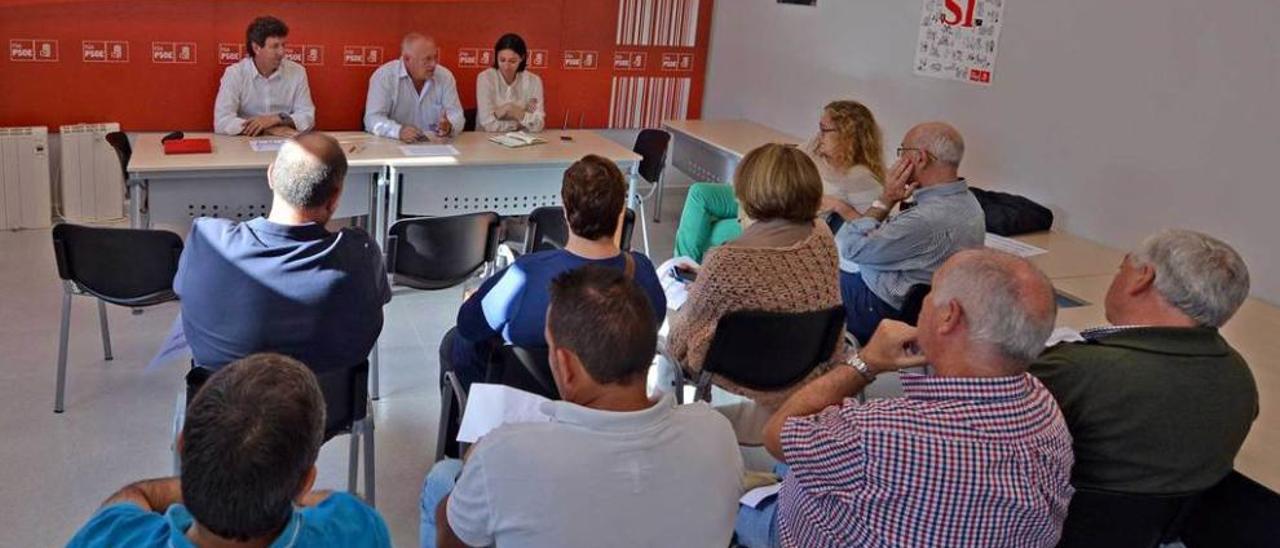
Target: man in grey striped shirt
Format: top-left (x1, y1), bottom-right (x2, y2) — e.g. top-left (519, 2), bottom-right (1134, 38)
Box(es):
top-left (833, 122), bottom-right (985, 343)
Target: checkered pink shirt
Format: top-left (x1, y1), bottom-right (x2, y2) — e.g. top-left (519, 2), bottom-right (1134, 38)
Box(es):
top-left (778, 373), bottom-right (1074, 548)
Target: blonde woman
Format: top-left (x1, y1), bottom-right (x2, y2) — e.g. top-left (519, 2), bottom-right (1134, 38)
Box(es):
top-left (667, 143), bottom-right (843, 410)
top-left (672, 100), bottom-right (885, 261)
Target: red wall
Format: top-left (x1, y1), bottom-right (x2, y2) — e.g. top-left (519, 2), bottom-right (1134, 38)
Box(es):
top-left (0, 0), bottom-right (713, 131)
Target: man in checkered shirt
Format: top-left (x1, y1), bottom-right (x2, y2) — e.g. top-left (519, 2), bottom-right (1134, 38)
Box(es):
top-left (735, 249), bottom-right (1075, 547)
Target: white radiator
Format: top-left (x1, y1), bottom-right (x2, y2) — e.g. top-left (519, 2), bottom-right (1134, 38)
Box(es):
top-left (0, 126), bottom-right (52, 229)
top-left (59, 123), bottom-right (124, 222)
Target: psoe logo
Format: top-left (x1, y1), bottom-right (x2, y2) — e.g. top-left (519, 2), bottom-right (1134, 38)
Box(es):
top-left (218, 43), bottom-right (244, 65)
top-left (11, 39), bottom-right (58, 62)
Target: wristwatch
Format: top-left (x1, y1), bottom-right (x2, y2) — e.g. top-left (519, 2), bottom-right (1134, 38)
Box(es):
top-left (844, 352), bottom-right (876, 383)
top-left (279, 112), bottom-right (293, 125)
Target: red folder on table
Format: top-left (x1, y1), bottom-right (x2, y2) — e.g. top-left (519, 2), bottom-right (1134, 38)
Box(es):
top-left (162, 138), bottom-right (212, 154)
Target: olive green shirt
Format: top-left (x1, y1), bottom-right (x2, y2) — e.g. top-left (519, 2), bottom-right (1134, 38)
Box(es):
top-left (1031, 327), bottom-right (1258, 494)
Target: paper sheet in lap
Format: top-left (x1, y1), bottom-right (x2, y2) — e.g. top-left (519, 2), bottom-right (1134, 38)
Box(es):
top-left (456, 383), bottom-right (553, 443)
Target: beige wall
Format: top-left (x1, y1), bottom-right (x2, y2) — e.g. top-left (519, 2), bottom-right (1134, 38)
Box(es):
top-left (703, 0), bottom-right (1280, 303)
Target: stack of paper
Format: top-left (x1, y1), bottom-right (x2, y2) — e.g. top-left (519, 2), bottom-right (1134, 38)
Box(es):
top-left (249, 138), bottom-right (286, 152)
top-left (984, 233), bottom-right (1048, 257)
top-left (400, 144), bottom-right (460, 157)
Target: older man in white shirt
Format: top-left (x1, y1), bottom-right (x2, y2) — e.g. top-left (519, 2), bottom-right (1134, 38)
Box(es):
top-left (364, 33), bottom-right (465, 143)
top-left (213, 16), bottom-right (315, 137)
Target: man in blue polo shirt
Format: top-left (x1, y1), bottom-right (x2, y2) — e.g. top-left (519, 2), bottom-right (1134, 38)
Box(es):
top-left (68, 353), bottom-right (390, 547)
top-left (174, 132), bottom-right (390, 373)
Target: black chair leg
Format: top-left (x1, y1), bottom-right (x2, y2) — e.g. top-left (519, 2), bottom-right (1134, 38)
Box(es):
top-left (54, 290), bottom-right (72, 413)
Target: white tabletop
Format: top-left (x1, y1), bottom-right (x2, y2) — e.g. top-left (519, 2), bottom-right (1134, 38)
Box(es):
top-left (662, 119), bottom-right (802, 158)
top-left (128, 130), bottom-right (640, 174)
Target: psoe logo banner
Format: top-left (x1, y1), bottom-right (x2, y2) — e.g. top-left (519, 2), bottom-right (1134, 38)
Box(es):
top-left (218, 43), bottom-right (244, 65)
top-left (84, 40), bottom-right (129, 63)
top-left (11, 39), bottom-right (59, 62)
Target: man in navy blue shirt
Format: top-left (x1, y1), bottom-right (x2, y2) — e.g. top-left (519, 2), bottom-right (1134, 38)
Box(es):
top-left (444, 155), bottom-right (666, 389)
top-left (174, 132), bottom-right (390, 373)
top-left (68, 353), bottom-right (390, 547)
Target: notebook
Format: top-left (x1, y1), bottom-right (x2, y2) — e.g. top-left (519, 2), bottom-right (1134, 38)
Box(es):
top-left (488, 131), bottom-right (546, 148)
top-left (162, 138), bottom-right (212, 154)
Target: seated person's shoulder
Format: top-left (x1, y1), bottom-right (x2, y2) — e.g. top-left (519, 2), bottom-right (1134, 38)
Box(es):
top-left (297, 492), bottom-right (391, 546)
top-left (67, 503), bottom-right (170, 547)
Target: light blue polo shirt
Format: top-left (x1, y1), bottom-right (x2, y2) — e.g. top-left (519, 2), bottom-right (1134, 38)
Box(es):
top-left (67, 492), bottom-right (390, 547)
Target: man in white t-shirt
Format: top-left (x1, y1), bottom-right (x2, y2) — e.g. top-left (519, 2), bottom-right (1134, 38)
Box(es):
top-left (421, 265), bottom-right (744, 548)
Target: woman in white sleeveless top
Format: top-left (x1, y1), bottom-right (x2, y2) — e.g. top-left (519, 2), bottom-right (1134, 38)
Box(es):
top-left (475, 33), bottom-right (545, 133)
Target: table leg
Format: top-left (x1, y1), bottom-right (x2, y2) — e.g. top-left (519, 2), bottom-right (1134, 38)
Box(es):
top-left (129, 179), bottom-right (145, 229)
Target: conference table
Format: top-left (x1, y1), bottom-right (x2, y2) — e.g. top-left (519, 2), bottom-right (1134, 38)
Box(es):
top-left (662, 119), bottom-right (801, 184)
top-left (126, 130), bottom-right (643, 250)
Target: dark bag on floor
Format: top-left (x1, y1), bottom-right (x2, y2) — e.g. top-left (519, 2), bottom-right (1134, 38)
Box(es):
top-left (970, 187), bottom-right (1054, 236)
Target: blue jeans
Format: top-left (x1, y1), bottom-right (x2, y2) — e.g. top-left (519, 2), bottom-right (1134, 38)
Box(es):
top-left (840, 270), bottom-right (901, 345)
top-left (420, 458), bottom-right (464, 548)
top-left (734, 464), bottom-right (787, 548)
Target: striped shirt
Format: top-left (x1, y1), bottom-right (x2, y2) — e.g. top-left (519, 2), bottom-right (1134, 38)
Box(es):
top-left (836, 179), bottom-right (985, 308)
top-left (778, 373), bottom-right (1075, 548)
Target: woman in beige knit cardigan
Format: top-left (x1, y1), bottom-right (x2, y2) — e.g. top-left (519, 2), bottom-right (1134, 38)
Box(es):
top-left (666, 143), bottom-right (844, 410)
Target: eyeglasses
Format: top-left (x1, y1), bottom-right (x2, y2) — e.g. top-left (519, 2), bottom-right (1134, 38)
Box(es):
top-left (896, 147), bottom-right (923, 158)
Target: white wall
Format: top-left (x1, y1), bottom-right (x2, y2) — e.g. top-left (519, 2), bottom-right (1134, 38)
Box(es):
top-left (703, 0), bottom-right (1280, 303)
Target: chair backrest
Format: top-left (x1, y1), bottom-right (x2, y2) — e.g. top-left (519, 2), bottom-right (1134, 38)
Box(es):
top-left (186, 360), bottom-right (368, 442)
top-left (899, 283), bottom-right (932, 326)
top-left (1058, 487), bottom-right (1203, 548)
top-left (463, 108), bottom-right (478, 132)
top-left (51, 223), bottom-right (183, 306)
top-left (633, 128), bottom-right (671, 184)
top-left (524, 206), bottom-right (637, 254)
top-left (702, 306), bottom-right (846, 391)
top-left (487, 345), bottom-right (560, 400)
top-left (104, 131), bottom-right (131, 184)
top-left (386, 212), bottom-right (500, 290)
top-left (1181, 470), bottom-right (1280, 548)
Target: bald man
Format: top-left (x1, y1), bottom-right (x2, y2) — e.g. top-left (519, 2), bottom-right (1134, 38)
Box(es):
top-left (174, 132), bottom-right (391, 374)
top-left (737, 249), bottom-right (1074, 547)
top-left (364, 33), bottom-right (465, 142)
top-left (832, 122), bottom-right (986, 344)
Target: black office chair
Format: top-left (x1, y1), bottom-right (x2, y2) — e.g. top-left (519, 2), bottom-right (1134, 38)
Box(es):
top-left (463, 108), bottom-right (478, 132)
top-left (385, 213), bottom-right (501, 290)
top-left (104, 131), bottom-right (138, 210)
top-left (181, 361), bottom-right (377, 505)
top-left (675, 307), bottom-right (846, 403)
top-left (51, 223), bottom-right (183, 413)
top-left (522, 206), bottom-right (637, 254)
top-left (434, 344), bottom-right (559, 462)
top-left (1057, 487), bottom-right (1203, 548)
top-left (899, 283), bottom-right (932, 326)
top-left (633, 129), bottom-right (671, 222)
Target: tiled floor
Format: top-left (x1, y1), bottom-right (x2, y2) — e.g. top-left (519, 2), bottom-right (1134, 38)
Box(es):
top-left (0, 185), bottom-right (689, 547)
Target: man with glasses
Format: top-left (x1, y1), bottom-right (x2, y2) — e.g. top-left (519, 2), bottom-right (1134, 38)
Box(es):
top-left (834, 122), bottom-right (985, 343)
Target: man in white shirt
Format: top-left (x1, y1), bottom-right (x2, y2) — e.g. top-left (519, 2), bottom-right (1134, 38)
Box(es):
top-left (364, 33), bottom-right (465, 143)
top-left (421, 265), bottom-right (744, 548)
top-left (213, 16), bottom-right (316, 136)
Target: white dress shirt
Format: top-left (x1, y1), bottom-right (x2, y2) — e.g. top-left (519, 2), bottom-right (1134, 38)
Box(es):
top-left (363, 60), bottom-right (465, 139)
top-left (213, 57), bottom-right (315, 135)
top-left (475, 68), bottom-right (546, 133)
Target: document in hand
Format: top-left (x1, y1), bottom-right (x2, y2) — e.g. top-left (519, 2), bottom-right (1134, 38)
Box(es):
top-left (456, 383), bottom-right (554, 443)
top-left (488, 131), bottom-right (546, 148)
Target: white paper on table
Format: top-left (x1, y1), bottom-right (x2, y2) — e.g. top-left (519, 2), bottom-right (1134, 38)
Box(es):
top-left (984, 233), bottom-right (1048, 258)
top-left (740, 483), bottom-right (782, 508)
top-left (249, 139), bottom-right (286, 152)
top-left (456, 383), bottom-right (553, 443)
top-left (399, 144), bottom-right (460, 157)
top-left (1044, 327), bottom-right (1086, 347)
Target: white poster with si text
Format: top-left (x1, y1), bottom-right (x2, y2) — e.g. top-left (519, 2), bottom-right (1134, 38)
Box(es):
top-left (914, 0), bottom-right (1006, 86)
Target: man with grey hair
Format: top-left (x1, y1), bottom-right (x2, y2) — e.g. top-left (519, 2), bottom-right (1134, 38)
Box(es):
top-left (735, 249), bottom-right (1074, 547)
top-left (831, 121), bottom-right (986, 344)
top-left (1031, 230), bottom-right (1257, 499)
top-left (175, 132), bottom-right (391, 374)
top-left (364, 33), bottom-right (465, 142)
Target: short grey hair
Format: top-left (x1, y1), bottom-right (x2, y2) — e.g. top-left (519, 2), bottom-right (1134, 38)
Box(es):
top-left (1131, 229), bottom-right (1250, 327)
top-left (929, 249), bottom-right (1057, 363)
top-left (401, 33), bottom-right (434, 54)
top-left (269, 134), bottom-right (347, 209)
top-left (913, 122), bottom-right (965, 167)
